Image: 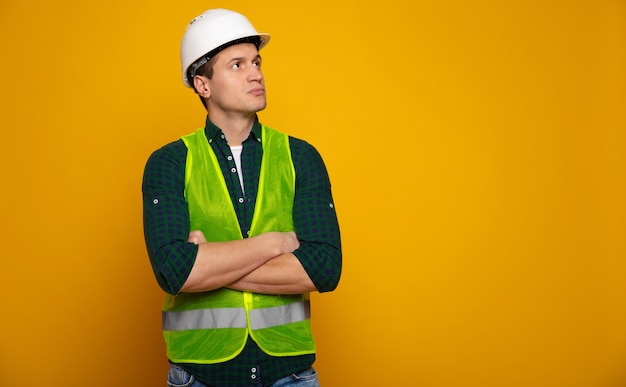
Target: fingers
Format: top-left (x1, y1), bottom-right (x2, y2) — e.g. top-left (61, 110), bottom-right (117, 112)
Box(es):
top-left (284, 231), bottom-right (300, 253)
top-left (188, 230), bottom-right (207, 244)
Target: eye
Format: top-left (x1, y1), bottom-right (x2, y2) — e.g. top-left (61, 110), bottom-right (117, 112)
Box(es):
top-left (231, 62), bottom-right (241, 70)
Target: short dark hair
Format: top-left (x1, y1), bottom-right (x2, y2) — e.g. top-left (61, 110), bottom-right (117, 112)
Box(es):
top-left (193, 57), bottom-right (217, 109)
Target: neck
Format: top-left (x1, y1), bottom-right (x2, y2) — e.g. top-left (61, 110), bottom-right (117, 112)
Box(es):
top-left (208, 111), bottom-right (256, 146)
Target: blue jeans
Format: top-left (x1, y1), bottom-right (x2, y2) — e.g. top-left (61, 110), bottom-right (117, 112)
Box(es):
top-left (167, 364), bottom-right (320, 387)
top-left (271, 367), bottom-right (319, 387)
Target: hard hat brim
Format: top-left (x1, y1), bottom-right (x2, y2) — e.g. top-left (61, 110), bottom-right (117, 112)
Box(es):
top-left (183, 33), bottom-right (270, 88)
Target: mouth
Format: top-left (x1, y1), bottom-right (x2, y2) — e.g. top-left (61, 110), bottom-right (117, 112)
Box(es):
top-left (248, 88), bottom-right (265, 96)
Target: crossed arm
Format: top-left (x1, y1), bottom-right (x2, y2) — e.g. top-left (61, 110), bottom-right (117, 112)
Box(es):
top-left (181, 230), bottom-right (317, 294)
top-left (143, 137), bottom-right (341, 297)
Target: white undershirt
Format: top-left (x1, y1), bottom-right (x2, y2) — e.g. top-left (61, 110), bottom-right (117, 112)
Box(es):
top-left (230, 145), bottom-right (244, 194)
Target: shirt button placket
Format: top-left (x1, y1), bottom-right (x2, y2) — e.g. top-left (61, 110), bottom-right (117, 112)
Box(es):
top-left (250, 367), bottom-right (258, 382)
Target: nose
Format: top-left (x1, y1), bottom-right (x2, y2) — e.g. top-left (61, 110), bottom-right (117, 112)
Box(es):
top-left (248, 65), bottom-right (263, 82)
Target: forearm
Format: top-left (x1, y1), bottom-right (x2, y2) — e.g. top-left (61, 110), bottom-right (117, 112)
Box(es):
top-left (181, 232), bottom-right (299, 293)
top-left (227, 253), bottom-right (317, 295)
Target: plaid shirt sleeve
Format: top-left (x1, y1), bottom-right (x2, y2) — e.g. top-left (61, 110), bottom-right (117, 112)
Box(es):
top-left (142, 139), bottom-right (198, 295)
top-left (290, 137), bottom-right (342, 293)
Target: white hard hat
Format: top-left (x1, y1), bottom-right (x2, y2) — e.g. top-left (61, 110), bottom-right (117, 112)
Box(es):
top-left (180, 9), bottom-right (271, 87)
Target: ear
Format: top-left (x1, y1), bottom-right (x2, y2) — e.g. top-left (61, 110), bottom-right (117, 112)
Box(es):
top-left (193, 75), bottom-right (211, 99)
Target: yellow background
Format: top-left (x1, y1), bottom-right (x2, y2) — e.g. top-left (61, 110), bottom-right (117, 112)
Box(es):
top-left (1, 1), bottom-right (625, 386)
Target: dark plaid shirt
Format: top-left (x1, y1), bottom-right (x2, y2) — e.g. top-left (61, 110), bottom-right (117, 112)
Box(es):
top-left (142, 117), bottom-right (342, 386)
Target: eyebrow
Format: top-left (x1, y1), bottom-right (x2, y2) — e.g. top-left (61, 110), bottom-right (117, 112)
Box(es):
top-left (226, 54), bottom-right (262, 64)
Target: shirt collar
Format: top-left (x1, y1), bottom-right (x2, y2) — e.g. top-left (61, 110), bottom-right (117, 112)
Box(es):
top-left (204, 115), bottom-right (262, 144)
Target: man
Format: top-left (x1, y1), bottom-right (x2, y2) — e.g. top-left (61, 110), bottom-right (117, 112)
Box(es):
top-left (142, 9), bottom-right (342, 387)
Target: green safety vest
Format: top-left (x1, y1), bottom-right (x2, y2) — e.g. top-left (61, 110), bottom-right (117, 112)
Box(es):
top-left (161, 125), bottom-right (315, 364)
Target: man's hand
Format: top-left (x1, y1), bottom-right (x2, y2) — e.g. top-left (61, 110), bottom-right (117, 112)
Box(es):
top-left (275, 231), bottom-right (300, 255)
top-left (188, 230), bottom-right (207, 244)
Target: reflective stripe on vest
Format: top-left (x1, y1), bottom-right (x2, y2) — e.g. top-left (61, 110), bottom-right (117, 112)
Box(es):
top-left (163, 307), bottom-right (248, 330)
top-left (162, 300), bottom-right (310, 331)
top-left (249, 300), bottom-right (311, 330)
top-left (162, 125), bottom-right (315, 364)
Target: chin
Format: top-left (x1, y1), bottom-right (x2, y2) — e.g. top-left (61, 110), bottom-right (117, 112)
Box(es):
top-left (254, 102), bottom-right (267, 112)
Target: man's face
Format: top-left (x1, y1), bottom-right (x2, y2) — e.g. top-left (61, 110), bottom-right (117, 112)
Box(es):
top-left (204, 43), bottom-right (266, 116)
